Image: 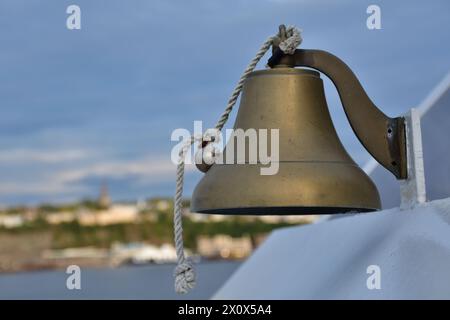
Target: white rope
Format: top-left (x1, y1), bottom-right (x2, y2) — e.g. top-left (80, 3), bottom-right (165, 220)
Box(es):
top-left (173, 25), bottom-right (302, 294)
top-left (279, 27), bottom-right (302, 55)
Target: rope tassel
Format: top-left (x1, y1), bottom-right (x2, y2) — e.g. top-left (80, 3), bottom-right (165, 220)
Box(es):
top-left (173, 25), bottom-right (302, 294)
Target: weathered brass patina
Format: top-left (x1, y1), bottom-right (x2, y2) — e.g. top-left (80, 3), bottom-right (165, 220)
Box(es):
top-left (191, 68), bottom-right (382, 214)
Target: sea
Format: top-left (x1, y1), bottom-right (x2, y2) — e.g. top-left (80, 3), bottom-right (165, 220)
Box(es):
top-left (0, 261), bottom-right (241, 300)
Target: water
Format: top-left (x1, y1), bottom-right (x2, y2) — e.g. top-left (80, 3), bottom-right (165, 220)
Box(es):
top-left (0, 261), bottom-right (241, 299)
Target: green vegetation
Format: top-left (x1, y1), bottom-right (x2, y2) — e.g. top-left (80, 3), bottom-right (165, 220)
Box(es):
top-left (49, 218), bottom-right (291, 249)
top-left (0, 206), bottom-right (28, 215)
top-left (37, 199), bottom-right (104, 212)
top-left (0, 199), bottom-right (303, 251)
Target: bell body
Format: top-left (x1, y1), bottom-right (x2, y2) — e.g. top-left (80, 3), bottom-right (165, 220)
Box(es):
top-left (191, 68), bottom-right (381, 215)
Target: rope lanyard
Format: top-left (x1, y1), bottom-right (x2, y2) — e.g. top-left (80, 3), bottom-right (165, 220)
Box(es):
top-left (173, 25), bottom-right (302, 294)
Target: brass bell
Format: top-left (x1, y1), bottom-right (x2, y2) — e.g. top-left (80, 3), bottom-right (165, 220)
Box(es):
top-left (191, 47), bottom-right (407, 215)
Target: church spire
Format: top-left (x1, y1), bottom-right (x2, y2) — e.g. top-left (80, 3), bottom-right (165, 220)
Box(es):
top-left (98, 181), bottom-right (111, 209)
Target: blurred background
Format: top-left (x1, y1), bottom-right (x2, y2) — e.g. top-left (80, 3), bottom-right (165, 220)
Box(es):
top-left (0, 0), bottom-right (448, 299)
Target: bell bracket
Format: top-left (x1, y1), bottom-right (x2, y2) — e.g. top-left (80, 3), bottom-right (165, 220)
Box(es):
top-left (268, 48), bottom-right (407, 180)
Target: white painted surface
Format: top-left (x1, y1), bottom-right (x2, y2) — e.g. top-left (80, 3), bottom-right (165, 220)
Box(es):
top-left (400, 108), bottom-right (426, 209)
top-left (366, 72), bottom-right (450, 209)
top-left (365, 71), bottom-right (450, 177)
top-left (214, 197), bottom-right (450, 299)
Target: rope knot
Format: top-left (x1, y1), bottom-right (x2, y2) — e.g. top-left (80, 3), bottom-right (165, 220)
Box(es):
top-left (174, 260), bottom-right (196, 294)
top-left (276, 25), bottom-right (303, 55)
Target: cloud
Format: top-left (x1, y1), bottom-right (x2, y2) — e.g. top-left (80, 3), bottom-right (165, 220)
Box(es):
top-left (55, 156), bottom-right (184, 184)
top-left (0, 154), bottom-right (194, 197)
top-left (0, 180), bottom-right (88, 195)
top-left (0, 148), bottom-right (90, 164)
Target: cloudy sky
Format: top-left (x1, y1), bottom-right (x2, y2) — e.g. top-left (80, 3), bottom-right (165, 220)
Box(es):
top-left (0, 0), bottom-right (448, 205)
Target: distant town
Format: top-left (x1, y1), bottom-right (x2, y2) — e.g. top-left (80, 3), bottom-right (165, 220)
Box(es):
top-left (0, 184), bottom-right (316, 273)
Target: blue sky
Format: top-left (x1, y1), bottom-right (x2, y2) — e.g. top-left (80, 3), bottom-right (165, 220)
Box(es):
top-left (0, 0), bottom-right (448, 205)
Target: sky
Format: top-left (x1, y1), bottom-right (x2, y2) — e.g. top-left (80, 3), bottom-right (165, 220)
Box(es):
top-left (0, 0), bottom-right (448, 205)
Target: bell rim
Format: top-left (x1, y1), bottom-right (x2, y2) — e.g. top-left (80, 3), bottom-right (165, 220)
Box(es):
top-left (192, 206), bottom-right (378, 216)
top-left (191, 161), bottom-right (381, 215)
